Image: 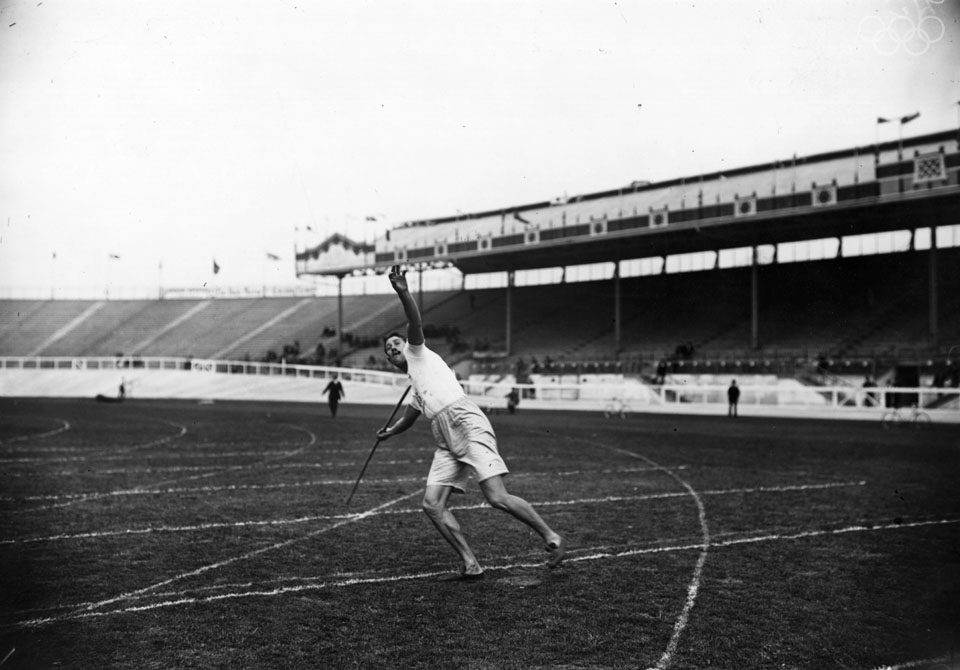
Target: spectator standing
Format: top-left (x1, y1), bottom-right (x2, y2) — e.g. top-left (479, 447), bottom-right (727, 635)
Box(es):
top-left (322, 374), bottom-right (345, 418)
top-left (505, 388), bottom-right (520, 414)
top-left (727, 379), bottom-right (740, 417)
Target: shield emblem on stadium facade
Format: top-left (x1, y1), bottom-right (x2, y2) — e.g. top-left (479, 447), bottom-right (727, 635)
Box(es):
top-left (812, 184), bottom-right (837, 207)
top-left (524, 229), bottom-right (540, 245)
top-left (913, 152), bottom-right (946, 184)
top-left (649, 206), bottom-right (669, 228)
top-left (590, 218), bottom-right (607, 236)
top-left (734, 194), bottom-right (757, 217)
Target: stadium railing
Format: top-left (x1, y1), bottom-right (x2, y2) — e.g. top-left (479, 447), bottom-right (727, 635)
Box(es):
top-left (2, 357), bottom-right (958, 419)
top-left (0, 355), bottom-right (407, 389)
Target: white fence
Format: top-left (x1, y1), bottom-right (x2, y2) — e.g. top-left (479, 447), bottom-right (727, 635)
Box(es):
top-left (1, 357), bottom-right (958, 420)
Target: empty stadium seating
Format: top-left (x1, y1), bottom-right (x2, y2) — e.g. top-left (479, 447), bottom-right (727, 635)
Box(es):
top-left (1, 248), bottom-right (957, 378)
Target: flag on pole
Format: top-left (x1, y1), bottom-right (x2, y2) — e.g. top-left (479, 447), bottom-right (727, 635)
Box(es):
top-left (213, 259), bottom-right (220, 274)
top-left (266, 252), bottom-right (281, 261)
top-left (877, 117), bottom-right (892, 124)
top-left (108, 253), bottom-right (121, 260)
top-left (900, 112), bottom-right (920, 124)
top-left (513, 211), bottom-right (531, 225)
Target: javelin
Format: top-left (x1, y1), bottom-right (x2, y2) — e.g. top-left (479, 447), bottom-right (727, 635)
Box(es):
top-left (344, 385), bottom-right (411, 505)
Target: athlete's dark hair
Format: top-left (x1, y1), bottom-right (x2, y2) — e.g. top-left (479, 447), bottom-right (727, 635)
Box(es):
top-left (383, 331), bottom-right (405, 351)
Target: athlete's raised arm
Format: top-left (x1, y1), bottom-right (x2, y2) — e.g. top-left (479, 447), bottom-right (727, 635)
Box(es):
top-left (388, 265), bottom-right (424, 346)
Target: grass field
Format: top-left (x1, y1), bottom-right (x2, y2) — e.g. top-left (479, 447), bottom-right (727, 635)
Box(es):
top-left (1, 396), bottom-right (958, 669)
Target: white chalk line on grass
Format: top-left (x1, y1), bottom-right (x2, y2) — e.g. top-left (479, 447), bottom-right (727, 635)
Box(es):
top-left (12, 518), bottom-right (890, 618)
top-left (12, 422), bottom-right (316, 514)
top-left (0, 418), bottom-right (71, 445)
top-left (600, 444), bottom-right (709, 670)
top-left (0, 480), bottom-right (866, 545)
top-left (0, 450), bottom-right (306, 464)
top-left (4, 458), bottom-right (432, 475)
top-left (872, 656), bottom-right (952, 670)
top-left (9, 421), bottom-right (190, 514)
top-left (9, 515), bottom-right (957, 630)
top-left (50, 488), bottom-right (424, 626)
top-left (533, 424), bottom-right (712, 670)
top-left (2, 441), bottom-right (387, 464)
top-left (10, 517), bottom-right (939, 619)
top-left (0, 463), bottom-right (688, 502)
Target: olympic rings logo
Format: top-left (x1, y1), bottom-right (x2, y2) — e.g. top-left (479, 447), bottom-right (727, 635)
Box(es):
top-left (858, 0), bottom-right (945, 56)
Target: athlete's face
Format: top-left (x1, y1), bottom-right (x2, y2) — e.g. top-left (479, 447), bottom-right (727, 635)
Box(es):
top-left (384, 335), bottom-right (406, 370)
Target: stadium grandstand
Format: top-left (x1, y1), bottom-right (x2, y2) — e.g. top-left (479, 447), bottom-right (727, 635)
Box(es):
top-left (2, 129), bottom-right (959, 417)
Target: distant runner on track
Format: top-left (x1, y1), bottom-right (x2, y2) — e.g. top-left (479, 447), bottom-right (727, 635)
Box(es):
top-left (377, 265), bottom-right (565, 580)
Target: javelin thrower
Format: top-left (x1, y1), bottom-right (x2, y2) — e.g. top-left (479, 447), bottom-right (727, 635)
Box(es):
top-left (376, 265), bottom-right (565, 581)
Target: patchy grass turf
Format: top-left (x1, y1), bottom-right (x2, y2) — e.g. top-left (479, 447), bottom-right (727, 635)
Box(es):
top-left (1, 396), bottom-right (958, 669)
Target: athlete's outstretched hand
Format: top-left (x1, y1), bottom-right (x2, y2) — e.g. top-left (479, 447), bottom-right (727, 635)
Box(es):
top-left (388, 265), bottom-right (408, 294)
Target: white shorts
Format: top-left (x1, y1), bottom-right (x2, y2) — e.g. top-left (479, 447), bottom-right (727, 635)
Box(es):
top-left (425, 397), bottom-right (509, 493)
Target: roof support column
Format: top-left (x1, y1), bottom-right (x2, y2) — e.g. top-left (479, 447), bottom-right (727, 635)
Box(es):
top-left (751, 246), bottom-right (760, 350)
top-left (929, 225), bottom-right (939, 344)
top-left (418, 264), bottom-right (424, 315)
top-left (337, 274), bottom-right (345, 366)
top-left (505, 270), bottom-right (514, 356)
top-left (613, 261), bottom-right (621, 355)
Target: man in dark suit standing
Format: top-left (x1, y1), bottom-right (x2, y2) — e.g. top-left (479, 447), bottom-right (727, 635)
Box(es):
top-left (322, 374), bottom-right (345, 418)
top-left (727, 379), bottom-right (740, 417)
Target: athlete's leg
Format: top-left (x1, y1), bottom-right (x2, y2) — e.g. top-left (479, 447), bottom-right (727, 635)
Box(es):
top-left (422, 484), bottom-right (483, 575)
top-left (478, 475), bottom-right (562, 548)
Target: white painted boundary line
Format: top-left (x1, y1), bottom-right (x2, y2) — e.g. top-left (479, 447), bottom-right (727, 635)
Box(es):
top-left (595, 442), bottom-right (709, 670)
top-left (0, 418), bottom-right (71, 445)
top-left (8, 515), bottom-right (957, 630)
top-left (52, 489), bottom-right (424, 626)
top-left (871, 656), bottom-right (952, 670)
top-left (4, 458), bottom-right (432, 474)
top-left (12, 421), bottom-right (190, 514)
top-left (0, 480), bottom-right (864, 546)
top-left (13, 422), bottom-right (315, 514)
top-left (0, 439), bottom-right (340, 455)
top-left (0, 464), bottom-right (686, 503)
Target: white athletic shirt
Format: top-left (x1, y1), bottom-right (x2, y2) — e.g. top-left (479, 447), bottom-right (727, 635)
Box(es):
top-left (403, 341), bottom-right (466, 420)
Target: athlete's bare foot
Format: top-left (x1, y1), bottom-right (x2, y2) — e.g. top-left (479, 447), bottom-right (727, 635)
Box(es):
top-left (438, 566), bottom-right (485, 582)
top-left (545, 537), bottom-right (566, 569)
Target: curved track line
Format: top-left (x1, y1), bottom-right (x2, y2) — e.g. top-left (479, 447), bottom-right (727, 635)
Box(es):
top-left (871, 656), bottom-right (951, 670)
top-left (555, 432), bottom-right (710, 670)
top-left (64, 488), bottom-right (423, 621)
top-left (0, 418), bottom-right (71, 445)
top-left (12, 421), bottom-right (315, 514)
top-left (13, 420), bottom-right (190, 513)
top-left (0, 463), bottom-right (688, 501)
top-left (9, 516), bottom-right (957, 630)
top-left (1, 481), bottom-right (866, 545)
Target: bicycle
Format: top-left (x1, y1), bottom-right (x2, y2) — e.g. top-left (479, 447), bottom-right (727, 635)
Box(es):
top-left (881, 404), bottom-right (932, 429)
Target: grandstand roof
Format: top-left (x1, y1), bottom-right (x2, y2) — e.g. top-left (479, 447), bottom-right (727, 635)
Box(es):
top-left (296, 129), bottom-right (960, 277)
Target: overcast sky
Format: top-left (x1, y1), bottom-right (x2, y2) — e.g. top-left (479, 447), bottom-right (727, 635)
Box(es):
top-left (0, 0), bottom-right (957, 296)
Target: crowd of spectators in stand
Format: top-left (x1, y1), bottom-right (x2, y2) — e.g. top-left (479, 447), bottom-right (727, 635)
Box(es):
top-left (423, 324), bottom-right (469, 353)
top-left (674, 341), bottom-right (696, 360)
